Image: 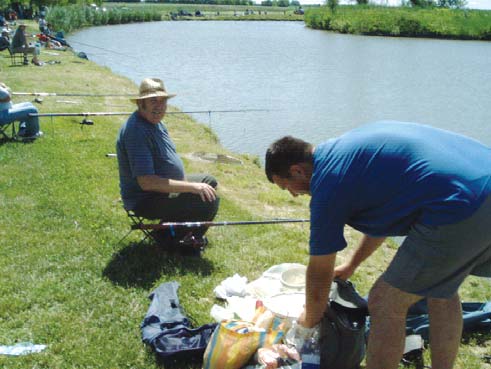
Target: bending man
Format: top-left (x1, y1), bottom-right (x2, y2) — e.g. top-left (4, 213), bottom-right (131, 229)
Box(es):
top-left (265, 120), bottom-right (491, 369)
top-left (117, 78), bottom-right (220, 249)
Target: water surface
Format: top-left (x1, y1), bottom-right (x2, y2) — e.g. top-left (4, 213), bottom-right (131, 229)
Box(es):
top-left (68, 21), bottom-right (491, 158)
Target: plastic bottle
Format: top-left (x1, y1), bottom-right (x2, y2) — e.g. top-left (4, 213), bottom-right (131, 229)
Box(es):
top-left (35, 42), bottom-right (41, 55)
top-left (301, 331), bottom-right (320, 369)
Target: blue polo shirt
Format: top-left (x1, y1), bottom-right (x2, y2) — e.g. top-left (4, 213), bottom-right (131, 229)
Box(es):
top-left (116, 112), bottom-right (185, 210)
top-left (310, 121), bottom-right (491, 255)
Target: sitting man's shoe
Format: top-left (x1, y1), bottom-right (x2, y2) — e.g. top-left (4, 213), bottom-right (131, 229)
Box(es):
top-left (18, 131), bottom-right (43, 141)
top-left (177, 234), bottom-right (208, 256)
top-left (151, 230), bottom-right (208, 257)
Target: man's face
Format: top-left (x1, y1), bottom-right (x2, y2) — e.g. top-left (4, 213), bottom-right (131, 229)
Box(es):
top-left (272, 165), bottom-right (311, 197)
top-left (138, 96), bottom-right (168, 124)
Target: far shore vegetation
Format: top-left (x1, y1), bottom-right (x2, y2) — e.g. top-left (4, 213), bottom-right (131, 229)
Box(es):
top-left (5, 0), bottom-right (484, 41)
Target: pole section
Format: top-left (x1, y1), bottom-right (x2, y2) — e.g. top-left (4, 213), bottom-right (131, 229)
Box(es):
top-left (133, 218), bottom-right (309, 230)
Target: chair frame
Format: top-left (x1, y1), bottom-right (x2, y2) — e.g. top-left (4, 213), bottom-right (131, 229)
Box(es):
top-left (0, 120), bottom-right (19, 141)
top-left (126, 210), bottom-right (156, 245)
top-left (7, 46), bottom-right (26, 66)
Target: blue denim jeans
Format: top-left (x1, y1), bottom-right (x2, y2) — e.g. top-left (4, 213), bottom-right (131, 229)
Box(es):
top-left (0, 102), bottom-right (40, 136)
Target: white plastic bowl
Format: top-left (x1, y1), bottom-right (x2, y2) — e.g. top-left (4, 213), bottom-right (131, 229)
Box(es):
top-left (280, 265), bottom-right (307, 290)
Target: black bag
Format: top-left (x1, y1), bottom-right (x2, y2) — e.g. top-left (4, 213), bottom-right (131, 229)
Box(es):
top-left (319, 278), bottom-right (368, 369)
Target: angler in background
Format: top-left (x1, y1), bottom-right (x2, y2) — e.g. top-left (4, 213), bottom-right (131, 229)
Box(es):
top-left (116, 78), bottom-right (220, 251)
top-left (11, 23), bottom-right (42, 66)
top-left (0, 82), bottom-right (43, 141)
top-left (265, 121), bottom-right (491, 369)
top-left (0, 29), bottom-right (10, 51)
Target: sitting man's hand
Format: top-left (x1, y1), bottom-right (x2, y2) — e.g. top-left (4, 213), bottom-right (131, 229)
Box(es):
top-left (192, 182), bottom-right (216, 202)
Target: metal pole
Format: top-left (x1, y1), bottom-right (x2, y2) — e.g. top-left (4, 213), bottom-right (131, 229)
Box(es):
top-left (134, 218), bottom-right (309, 231)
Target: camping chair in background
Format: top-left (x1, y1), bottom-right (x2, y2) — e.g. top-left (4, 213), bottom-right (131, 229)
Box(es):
top-left (0, 120), bottom-right (19, 141)
top-left (7, 46), bottom-right (25, 66)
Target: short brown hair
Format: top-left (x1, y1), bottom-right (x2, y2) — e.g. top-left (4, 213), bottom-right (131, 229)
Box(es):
top-left (265, 136), bottom-right (313, 182)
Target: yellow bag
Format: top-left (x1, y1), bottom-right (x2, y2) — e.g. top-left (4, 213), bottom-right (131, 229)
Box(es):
top-left (202, 319), bottom-right (284, 369)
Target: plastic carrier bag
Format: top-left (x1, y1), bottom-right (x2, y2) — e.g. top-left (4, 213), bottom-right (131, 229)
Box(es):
top-left (202, 313), bottom-right (285, 369)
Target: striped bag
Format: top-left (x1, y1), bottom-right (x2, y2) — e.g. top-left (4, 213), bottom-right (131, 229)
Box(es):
top-left (202, 319), bottom-right (285, 369)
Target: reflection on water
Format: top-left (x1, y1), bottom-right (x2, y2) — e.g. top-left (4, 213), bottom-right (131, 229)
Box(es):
top-left (68, 21), bottom-right (491, 158)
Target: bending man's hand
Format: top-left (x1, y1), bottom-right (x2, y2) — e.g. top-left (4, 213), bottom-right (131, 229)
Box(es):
top-left (334, 262), bottom-right (356, 281)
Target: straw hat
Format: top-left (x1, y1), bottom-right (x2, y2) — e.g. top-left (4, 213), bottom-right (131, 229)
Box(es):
top-left (130, 78), bottom-right (176, 102)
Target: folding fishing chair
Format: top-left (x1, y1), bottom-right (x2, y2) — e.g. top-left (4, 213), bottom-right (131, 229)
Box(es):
top-left (123, 210), bottom-right (206, 255)
top-left (125, 210), bottom-right (160, 246)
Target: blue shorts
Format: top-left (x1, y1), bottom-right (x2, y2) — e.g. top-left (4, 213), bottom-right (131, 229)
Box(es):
top-left (383, 195), bottom-right (491, 298)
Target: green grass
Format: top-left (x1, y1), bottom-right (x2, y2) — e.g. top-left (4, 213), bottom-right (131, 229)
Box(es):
top-left (1, 21), bottom-right (490, 369)
top-left (305, 5), bottom-right (491, 40)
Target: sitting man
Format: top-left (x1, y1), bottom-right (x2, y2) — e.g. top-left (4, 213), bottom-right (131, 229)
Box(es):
top-left (117, 78), bottom-right (220, 251)
top-left (0, 82), bottom-right (43, 141)
top-left (12, 23), bottom-right (41, 66)
top-left (0, 29), bottom-right (9, 51)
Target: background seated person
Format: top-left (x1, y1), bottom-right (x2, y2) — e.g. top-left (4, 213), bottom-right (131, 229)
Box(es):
top-left (0, 29), bottom-right (9, 51)
top-left (116, 78), bottom-right (220, 248)
top-left (38, 17), bottom-right (47, 33)
top-left (0, 82), bottom-right (43, 140)
top-left (12, 23), bottom-right (41, 66)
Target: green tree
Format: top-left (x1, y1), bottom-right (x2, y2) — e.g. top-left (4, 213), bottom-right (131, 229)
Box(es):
top-left (328, 0), bottom-right (338, 12)
top-left (437, 0), bottom-right (467, 8)
top-left (408, 0), bottom-right (434, 7)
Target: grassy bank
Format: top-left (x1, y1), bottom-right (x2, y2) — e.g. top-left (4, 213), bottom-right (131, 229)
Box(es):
top-left (1, 21), bottom-right (491, 369)
top-left (305, 5), bottom-right (491, 40)
top-left (103, 2), bottom-right (305, 21)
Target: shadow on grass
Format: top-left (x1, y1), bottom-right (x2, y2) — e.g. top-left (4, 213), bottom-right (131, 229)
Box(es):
top-left (103, 241), bottom-right (215, 289)
top-left (156, 351), bottom-right (204, 369)
top-left (0, 137), bottom-right (33, 146)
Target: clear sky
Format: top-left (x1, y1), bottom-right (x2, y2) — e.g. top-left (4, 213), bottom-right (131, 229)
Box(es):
top-left (299, 0), bottom-right (491, 9)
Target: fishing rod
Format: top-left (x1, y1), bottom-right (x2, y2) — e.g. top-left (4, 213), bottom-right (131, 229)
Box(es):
top-left (133, 218), bottom-right (309, 231)
top-left (14, 92), bottom-right (134, 97)
top-left (29, 109), bottom-right (271, 117)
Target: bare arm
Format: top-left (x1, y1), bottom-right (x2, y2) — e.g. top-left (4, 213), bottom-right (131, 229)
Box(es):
top-left (137, 175), bottom-right (216, 202)
top-left (334, 234), bottom-right (386, 280)
top-left (299, 253), bottom-right (337, 328)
